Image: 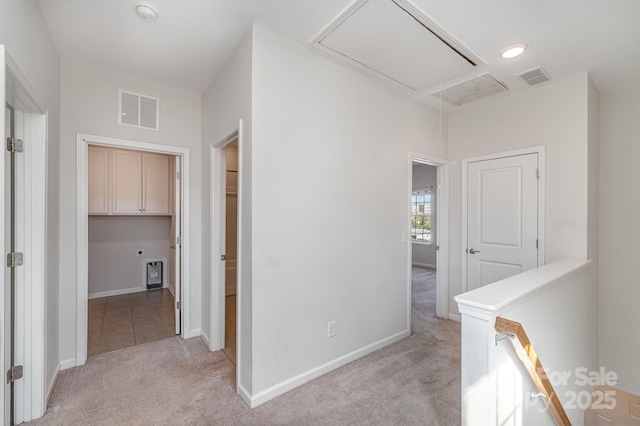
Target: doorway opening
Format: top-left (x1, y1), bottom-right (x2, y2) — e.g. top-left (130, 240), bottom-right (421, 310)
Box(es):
top-left (86, 145), bottom-right (181, 357)
top-left (408, 154), bottom-right (449, 331)
top-left (411, 162), bottom-right (438, 331)
top-left (210, 122), bottom-right (243, 391)
top-left (221, 140), bottom-right (238, 364)
top-left (76, 134), bottom-right (191, 367)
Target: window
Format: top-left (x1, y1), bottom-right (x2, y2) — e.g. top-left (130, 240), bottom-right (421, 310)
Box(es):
top-left (411, 190), bottom-right (431, 242)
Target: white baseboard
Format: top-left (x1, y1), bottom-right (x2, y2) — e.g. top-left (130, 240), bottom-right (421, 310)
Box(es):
top-left (238, 384), bottom-right (252, 407)
top-left (200, 329), bottom-right (211, 348)
top-left (60, 358), bottom-right (76, 370)
top-left (448, 313), bottom-right (461, 322)
top-left (47, 362), bottom-right (62, 405)
top-left (412, 262), bottom-right (436, 269)
top-left (246, 329), bottom-right (410, 408)
top-left (185, 328), bottom-right (201, 339)
top-left (89, 286), bottom-right (145, 299)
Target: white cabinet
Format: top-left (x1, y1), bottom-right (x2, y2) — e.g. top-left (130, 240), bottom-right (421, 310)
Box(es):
top-left (88, 146), bottom-right (171, 216)
top-left (112, 149), bottom-right (142, 214)
top-left (141, 152), bottom-right (171, 214)
top-left (88, 146), bottom-right (110, 214)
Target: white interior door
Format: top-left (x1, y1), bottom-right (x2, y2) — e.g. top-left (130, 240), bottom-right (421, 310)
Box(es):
top-left (173, 156), bottom-right (182, 334)
top-left (11, 110), bottom-right (25, 426)
top-left (3, 98), bottom-right (26, 426)
top-left (466, 153), bottom-right (539, 291)
top-left (2, 59), bottom-right (11, 424)
top-left (3, 48), bottom-right (47, 423)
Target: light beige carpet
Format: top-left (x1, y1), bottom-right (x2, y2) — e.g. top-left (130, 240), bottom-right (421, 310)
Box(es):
top-left (29, 267), bottom-right (460, 425)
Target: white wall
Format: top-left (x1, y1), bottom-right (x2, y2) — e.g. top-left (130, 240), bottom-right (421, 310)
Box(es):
top-left (88, 216), bottom-right (171, 296)
top-left (0, 0), bottom-right (62, 400)
top-left (599, 88), bottom-right (640, 394)
top-left (201, 30), bottom-right (253, 391)
top-left (456, 260), bottom-right (598, 425)
top-left (412, 163), bottom-right (437, 267)
top-left (59, 60), bottom-right (202, 364)
top-left (447, 74), bottom-right (595, 317)
top-left (249, 26), bottom-right (444, 400)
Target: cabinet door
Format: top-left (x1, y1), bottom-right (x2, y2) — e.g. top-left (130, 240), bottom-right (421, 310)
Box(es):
top-left (112, 149), bottom-right (143, 214)
top-left (142, 153), bottom-right (171, 214)
top-left (88, 146), bottom-right (109, 214)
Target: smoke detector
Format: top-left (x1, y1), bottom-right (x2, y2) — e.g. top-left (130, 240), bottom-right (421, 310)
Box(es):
top-left (136, 3), bottom-right (157, 22)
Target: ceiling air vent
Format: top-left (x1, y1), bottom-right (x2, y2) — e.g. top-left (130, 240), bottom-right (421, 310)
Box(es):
top-left (118, 90), bottom-right (159, 131)
top-left (516, 67), bottom-right (551, 86)
top-left (433, 73), bottom-right (509, 106)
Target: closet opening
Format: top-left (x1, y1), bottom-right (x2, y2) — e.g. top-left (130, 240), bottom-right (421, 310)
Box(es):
top-left (210, 122), bottom-right (244, 392)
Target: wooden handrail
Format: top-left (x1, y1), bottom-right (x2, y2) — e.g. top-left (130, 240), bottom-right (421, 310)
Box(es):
top-left (495, 317), bottom-right (571, 426)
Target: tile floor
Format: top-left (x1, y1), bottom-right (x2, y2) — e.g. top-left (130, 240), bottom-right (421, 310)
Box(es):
top-left (88, 288), bottom-right (177, 358)
top-left (222, 294), bottom-right (236, 364)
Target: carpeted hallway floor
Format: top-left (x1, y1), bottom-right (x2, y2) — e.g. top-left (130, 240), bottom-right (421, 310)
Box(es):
top-left (29, 266), bottom-right (460, 425)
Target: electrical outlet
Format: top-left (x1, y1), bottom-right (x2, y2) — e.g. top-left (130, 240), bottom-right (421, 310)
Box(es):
top-left (328, 321), bottom-right (336, 338)
top-left (136, 249), bottom-right (144, 256)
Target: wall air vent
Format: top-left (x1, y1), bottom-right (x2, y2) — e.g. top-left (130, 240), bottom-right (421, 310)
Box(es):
top-left (516, 67), bottom-right (551, 86)
top-left (433, 73), bottom-right (509, 106)
top-left (118, 90), bottom-right (159, 131)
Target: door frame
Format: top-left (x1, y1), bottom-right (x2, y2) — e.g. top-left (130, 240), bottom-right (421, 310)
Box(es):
top-left (76, 133), bottom-right (191, 366)
top-left (408, 152), bottom-right (449, 321)
top-left (209, 120), bottom-right (243, 391)
top-left (461, 146), bottom-right (546, 293)
top-left (2, 48), bottom-right (48, 422)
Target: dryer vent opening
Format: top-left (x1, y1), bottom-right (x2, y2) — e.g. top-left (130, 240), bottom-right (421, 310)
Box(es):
top-left (147, 261), bottom-right (163, 289)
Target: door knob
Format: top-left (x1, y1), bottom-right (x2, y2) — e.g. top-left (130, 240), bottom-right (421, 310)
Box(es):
top-left (469, 248), bottom-right (480, 254)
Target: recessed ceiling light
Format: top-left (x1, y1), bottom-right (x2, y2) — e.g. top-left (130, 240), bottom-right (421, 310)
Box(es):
top-left (136, 3), bottom-right (157, 22)
top-left (501, 44), bottom-right (527, 59)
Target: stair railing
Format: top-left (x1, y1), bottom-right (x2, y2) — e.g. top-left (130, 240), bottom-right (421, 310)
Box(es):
top-left (495, 316), bottom-right (572, 426)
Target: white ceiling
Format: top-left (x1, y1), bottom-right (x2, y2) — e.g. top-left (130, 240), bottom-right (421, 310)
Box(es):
top-left (314, 0), bottom-right (480, 91)
top-left (38, 0), bottom-right (640, 109)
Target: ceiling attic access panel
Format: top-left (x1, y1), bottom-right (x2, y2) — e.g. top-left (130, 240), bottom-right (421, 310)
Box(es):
top-left (312, 0), bottom-right (483, 92)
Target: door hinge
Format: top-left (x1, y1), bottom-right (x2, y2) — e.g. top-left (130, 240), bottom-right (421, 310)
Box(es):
top-left (176, 236), bottom-right (181, 246)
top-left (536, 169), bottom-right (540, 179)
top-left (536, 239), bottom-right (539, 249)
top-left (176, 171), bottom-right (181, 180)
top-left (436, 245), bottom-right (440, 251)
top-left (176, 301), bottom-right (181, 310)
top-left (6, 365), bottom-right (23, 384)
top-left (6, 137), bottom-right (23, 153)
top-left (7, 252), bottom-right (24, 267)
top-left (221, 254), bottom-right (226, 261)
